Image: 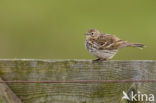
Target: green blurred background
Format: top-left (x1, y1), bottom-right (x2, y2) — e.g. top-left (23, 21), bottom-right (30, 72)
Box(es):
top-left (0, 0), bottom-right (155, 60)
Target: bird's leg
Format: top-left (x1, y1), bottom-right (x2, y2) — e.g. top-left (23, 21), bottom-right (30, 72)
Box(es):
top-left (93, 58), bottom-right (109, 62)
top-left (101, 58), bottom-right (109, 61)
top-left (93, 58), bottom-right (101, 61)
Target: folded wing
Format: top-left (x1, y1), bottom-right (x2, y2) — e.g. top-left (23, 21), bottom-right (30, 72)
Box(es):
top-left (94, 33), bottom-right (128, 50)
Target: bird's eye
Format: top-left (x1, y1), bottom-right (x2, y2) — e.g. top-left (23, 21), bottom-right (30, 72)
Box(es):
top-left (91, 32), bottom-right (94, 35)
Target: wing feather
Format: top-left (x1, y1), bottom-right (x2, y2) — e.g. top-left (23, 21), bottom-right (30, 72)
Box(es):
top-left (93, 33), bottom-right (127, 50)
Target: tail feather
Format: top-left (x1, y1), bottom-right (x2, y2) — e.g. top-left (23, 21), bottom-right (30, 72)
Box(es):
top-left (128, 43), bottom-right (144, 48)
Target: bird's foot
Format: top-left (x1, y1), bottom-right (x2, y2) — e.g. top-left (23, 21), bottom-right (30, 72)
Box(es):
top-left (93, 58), bottom-right (101, 61)
top-left (92, 58), bottom-right (109, 62)
top-left (101, 58), bottom-right (109, 61)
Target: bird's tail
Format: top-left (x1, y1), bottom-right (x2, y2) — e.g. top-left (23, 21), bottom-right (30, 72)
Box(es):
top-left (127, 42), bottom-right (144, 48)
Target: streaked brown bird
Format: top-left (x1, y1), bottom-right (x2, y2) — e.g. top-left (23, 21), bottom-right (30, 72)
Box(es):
top-left (85, 29), bottom-right (144, 61)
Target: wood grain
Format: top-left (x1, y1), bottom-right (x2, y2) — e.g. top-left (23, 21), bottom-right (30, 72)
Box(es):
top-left (0, 59), bottom-right (155, 103)
top-left (0, 77), bottom-right (22, 103)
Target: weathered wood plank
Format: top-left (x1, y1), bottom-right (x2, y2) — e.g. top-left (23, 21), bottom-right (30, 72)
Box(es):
top-left (0, 59), bottom-right (155, 103)
top-left (0, 77), bottom-right (22, 103)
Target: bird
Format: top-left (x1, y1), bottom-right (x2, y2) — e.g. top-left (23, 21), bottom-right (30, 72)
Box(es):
top-left (85, 28), bottom-right (144, 61)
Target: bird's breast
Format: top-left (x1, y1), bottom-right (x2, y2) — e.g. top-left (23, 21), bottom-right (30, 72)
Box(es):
top-left (85, 40), bottom-right (118, 59)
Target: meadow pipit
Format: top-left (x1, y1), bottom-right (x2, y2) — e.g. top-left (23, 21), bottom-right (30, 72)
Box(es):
top-left (85, 29), bottom-right (144, 61)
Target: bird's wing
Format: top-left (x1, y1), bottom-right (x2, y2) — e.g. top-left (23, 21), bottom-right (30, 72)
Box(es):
top-left (94, 33), bottom-right (127, 50)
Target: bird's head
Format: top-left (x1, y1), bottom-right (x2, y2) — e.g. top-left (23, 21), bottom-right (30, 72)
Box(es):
top-left (85, 29), bottom-right (100, 39)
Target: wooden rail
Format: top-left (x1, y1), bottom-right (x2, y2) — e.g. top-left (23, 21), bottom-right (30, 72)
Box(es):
top-left (0, 59), bottom-right (155, 103)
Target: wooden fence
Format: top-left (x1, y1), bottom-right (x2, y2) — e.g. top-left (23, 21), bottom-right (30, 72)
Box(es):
top-left (0, 59), bottom-right (155, 103)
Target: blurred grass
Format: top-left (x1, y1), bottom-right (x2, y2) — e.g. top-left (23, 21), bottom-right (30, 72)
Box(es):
top-left (0, 0), bottom-right (155, 60)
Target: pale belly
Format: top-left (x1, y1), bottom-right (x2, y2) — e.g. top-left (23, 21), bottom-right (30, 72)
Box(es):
top-left (85, 40), bottom-right (118, 59)
top-left (89, 49), bottom-right (118, 59)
